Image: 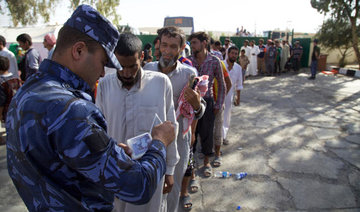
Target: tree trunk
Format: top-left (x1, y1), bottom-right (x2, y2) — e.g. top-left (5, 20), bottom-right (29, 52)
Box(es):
top-left (350, 17), bottom-right (360, 69)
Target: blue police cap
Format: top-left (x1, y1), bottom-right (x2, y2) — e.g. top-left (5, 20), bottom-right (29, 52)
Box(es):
top-left (65, 4), bottom-right (122, 70)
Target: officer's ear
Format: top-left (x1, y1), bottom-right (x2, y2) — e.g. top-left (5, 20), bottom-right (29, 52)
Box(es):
top-left (71, 41), bottom-right (87, 61)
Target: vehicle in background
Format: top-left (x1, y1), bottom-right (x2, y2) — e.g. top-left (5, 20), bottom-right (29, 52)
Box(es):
top-left (163, 16), bottom-right (194, 35)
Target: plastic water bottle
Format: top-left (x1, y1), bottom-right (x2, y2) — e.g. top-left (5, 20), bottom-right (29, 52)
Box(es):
top-left (214, 171), bottom-right (232, 178)
top-left (234, 172), bottom-right (247, 180)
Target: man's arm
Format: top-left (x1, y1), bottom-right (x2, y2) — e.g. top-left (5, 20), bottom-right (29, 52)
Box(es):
top-left (224, 75), bottom-right (232, 95)
top-left (10, 53), bottom-right (19, 77)
top-left (221, 61), bottom-right (232, 95)
top-left (163, 76), bottom-right (179, 194)
top-left (51, 100), bottom-right (174, 205)
top-left (213, 59), bottom-right (226, 113)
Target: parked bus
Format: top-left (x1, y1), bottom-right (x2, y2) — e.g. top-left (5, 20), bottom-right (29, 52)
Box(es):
top-left (163, 16), bottom-right (194, 35)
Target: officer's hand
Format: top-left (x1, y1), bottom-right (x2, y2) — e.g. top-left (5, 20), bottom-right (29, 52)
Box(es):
top-left (151, 121), bottom-right (175, 147)
top-left (117, 143), bottom-right (132, 157)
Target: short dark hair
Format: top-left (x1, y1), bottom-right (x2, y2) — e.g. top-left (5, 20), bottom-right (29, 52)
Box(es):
top-left (259, 39), bottom-right (264, 43)
top-left (0, 35), bottom-right (6, 46)
top-left (188, 32), bottom-right (209, 43)
top-left (210, 37), bottom-right (215, 45)
top-left (228, 46), bottom-right (239, 54)
top-left (16, 33), bottom-right (32, 46)
top-left (0, 56), bottom-right (10, 71)
top-left (115, 33), bottom-right (142, 57)
top-left (157, 26), bottom-right (185, 47)
top-left (214, 41), bottom-right (221, 46)
top-left (241, 49), bottom-right (245, 53)
top-left (54, 25), bottom-right (100, 56)
top-left (143, 43), bottom-right (152, 51)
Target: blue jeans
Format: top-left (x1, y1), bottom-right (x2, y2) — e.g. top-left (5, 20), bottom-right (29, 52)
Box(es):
top-left (311, 60), bottom-right (318, 77)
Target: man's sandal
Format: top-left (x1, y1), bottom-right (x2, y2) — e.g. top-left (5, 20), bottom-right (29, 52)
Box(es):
top-left (212, 156), bottom-right (222, 167)
top-left (189, 179), bottom-right (199, 193)
top-left (180, 195), bottom-right (192, 211)
top-left (203, 166), bottom-right (212, 177)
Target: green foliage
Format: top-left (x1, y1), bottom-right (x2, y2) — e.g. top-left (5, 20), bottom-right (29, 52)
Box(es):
top-left (316, 18), bottom-right (359, 67)
top-left (1, 0), bottom-right (120, 27)
top-left (71, 0), bottom-right (121, 26)
top-left (316, 18), bottom-right (353, 50)
top-left (311, 0), bottom-right (360, 67)
top-left (2, 0), bottom-right (59, 26)
top-left (311, 0), bottom-right (358, 19)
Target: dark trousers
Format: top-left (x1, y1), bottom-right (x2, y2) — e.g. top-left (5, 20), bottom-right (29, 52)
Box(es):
top-left (293, 58), bottom-right (301, 71)
top-left (195, 97), bottom-right (215, 156)
top-left (266, 59), bottom-right (275, 75)
top-left (275, 59), bottom-right (281, 74)
top-left (310, 60), bottom-right (318, 77)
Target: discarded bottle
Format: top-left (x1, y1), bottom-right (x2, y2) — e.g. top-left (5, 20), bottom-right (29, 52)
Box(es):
top-left (214, 171), bottom-right (232, 178)
top-left (234, 172), bottom-right (247, 180)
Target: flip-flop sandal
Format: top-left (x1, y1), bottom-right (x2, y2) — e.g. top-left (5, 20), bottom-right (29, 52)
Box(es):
top-left (180, 195), bottom-right (192, 210)
top-left (204, 166), bottom-right (212, 177)
top-left (212, 156), bottom-right (222, 167)
top-left (189, 179), bottom-right (199, 193)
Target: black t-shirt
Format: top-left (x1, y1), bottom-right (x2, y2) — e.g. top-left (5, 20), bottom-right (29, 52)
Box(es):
top-left (312, 46), bottom-right (320, 61)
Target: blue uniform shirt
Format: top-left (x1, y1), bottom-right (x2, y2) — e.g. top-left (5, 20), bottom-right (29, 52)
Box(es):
top-left (6, 59), bottom-right (167, 211)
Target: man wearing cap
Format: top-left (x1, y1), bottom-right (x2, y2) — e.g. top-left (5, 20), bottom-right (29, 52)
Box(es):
top-left (309, 39), bottom-right (320, 80)
top-left (43, 33), bottom-right (56, 59)
top-left (6, 5), bottom-right (175, 211)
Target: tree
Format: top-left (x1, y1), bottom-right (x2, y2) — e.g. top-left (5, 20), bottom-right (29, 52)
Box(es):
top-left (311, 0), bottom-right (360, 69)
top-left (70, 0), bottom-right (121, 26)
top-left (1, 0), bottom-right (59, 26)
top-left (316, 18), bottom-right (356, 67)
top-left (1, 0), bottom-right (120, 27)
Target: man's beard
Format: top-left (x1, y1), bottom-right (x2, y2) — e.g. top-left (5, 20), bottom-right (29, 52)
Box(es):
top-left (229, 58), bottom-right (236, 63)
top-left (117, 69), bottom-right (140, 88)
top-left (159, 53), bottom-right (178, 68)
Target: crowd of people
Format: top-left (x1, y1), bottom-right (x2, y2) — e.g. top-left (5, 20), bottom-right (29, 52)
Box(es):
top-left (0, 4), bottom-right (321, 212)
top-left (209, 37), bottom-right (318, 80)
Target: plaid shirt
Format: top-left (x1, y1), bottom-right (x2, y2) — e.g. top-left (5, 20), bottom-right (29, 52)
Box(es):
top-left (188, 52), bottom-right (225, 109)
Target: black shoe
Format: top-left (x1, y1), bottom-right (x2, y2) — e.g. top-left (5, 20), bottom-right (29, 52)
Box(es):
top-left (308, 77), bottom-right (315, 80)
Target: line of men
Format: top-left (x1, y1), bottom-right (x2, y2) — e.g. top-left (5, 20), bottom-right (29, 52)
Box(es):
top-left (5, 4), bottom-right (244, 212)
top-left (211, 38), bottom-right (305, 78)
top-left (146, 28), bottom-right (244, 210)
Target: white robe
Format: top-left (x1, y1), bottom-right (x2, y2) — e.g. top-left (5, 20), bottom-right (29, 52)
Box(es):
top-left (246, 45), bottom-right (260, 76)
top-left (144, 61), bottom-right (205, 212)
top-left (96, 69), bottom-right (180, 212)
top-left (281, 44), bottom-right (290, 70)
top-left (223, 61), bottom-right (243, 139)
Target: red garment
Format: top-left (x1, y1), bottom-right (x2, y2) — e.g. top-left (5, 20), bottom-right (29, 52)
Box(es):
top-left (176, 75), bottom-right (209, 135)
top-left (0, 76), bottom-right (22, 122)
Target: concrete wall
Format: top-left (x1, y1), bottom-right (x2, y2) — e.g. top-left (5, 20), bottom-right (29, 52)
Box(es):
top-left (320, 47), bottom-right (358, 65)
